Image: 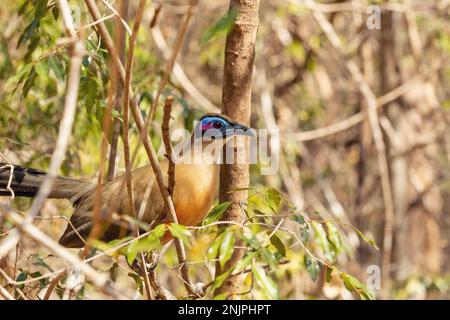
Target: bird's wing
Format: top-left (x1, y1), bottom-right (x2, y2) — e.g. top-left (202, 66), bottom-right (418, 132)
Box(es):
top-left (58, 164), bottom-right (168, 248)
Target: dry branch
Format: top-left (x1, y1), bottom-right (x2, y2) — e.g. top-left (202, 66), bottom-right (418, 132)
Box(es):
top-left (162, 97), bottom-right (175, 196)
top-left (148, 1), bottom-right (196, 120)
top-left (0, 283), bottom-right (14, 300)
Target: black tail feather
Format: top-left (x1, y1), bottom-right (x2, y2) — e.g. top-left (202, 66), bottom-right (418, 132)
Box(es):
top-left (0, 163), bottom-right (93, 200)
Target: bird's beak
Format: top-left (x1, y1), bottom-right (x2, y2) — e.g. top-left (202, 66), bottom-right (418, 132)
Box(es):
top-left (232, 122), bottom-right (256, 137)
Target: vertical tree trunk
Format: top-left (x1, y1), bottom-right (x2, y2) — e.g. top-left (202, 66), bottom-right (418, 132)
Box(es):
top-left (215, 0), bottom-right (259, 297)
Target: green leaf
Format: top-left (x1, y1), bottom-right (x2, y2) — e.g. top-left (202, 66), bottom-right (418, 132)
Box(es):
top-left (213, 292), bottom-right (229, 300)
top-left (270, 234), bottom-right (286, 257)
top-left (326, 266), bottom-right (334, 283)
top-left (125, 225), bottom-right (167, 264)
top-left (351, 226), bottom-right (379, 251)
top-left (261, 247), bottom-right (278, 269)
top-left (150, 224), bottom-right (167, 239)
top-left (128, 272), bottom-right (144, 295)
top-left (234, 251), bottom-right (257, 274)
top-left (85, 77), bottom-right (99, 112)
top-left (51, 6), bottom-right (59, 20)
top-left (201, 8), bottom-right (238, 44)
top-left (291, 214), bottom-right (306, 225)
top-left (31, 254), bottom-right (54, 272)
top-left (325, 222), bottom-right (343, 254)
top-left (252, 265), bottom-right (279, 300)
top-left (22, 66), bottom-right (37, 97)
top-left (16, 271), bottom-right (28, 282)
top-left (304, 254), bottom-right (320, 282)
top-left (91, 236), bottom-right (133, 252)
top-left (168, 223), bottom-right (191, 247)
top-left (203, 201), bottom-right (231, 226)
top-left (34, 0), bottom-right (49, 19)
top-left (340, 272), bottom-right (375, 300)
top-left (208, 232), bottom-right (226, 260)
top-left (48, 56), bottom-right (64, 81)
top-left (312, 221), bottom-right (335, 261)
top-left (126, 240), bottom-right (139, 265)
top-left (5, 63), bottom-right (32, 93)
top-left (266, 188), bottom-right (282, 214)
top-left (210, 270), bottom-right (231, 291)
top-left (17, 19), bottom-right (40, 49)
top-left (219, 230), bottom-right (235, 267)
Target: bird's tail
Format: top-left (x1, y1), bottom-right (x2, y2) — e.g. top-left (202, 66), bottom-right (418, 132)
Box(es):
top-left (0, 163), bottom-right (93, 200)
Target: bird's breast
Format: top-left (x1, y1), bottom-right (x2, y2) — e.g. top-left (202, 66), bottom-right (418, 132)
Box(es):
top-left (173, 164), bottom-right (219, 226)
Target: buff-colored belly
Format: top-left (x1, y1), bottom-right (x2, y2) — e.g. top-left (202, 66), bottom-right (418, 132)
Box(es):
top-left (173, 164), bottom-right (218, 226)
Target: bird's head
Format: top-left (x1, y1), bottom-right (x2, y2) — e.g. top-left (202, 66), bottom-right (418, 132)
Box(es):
top-left (194, 113), bottom-right (255, 140)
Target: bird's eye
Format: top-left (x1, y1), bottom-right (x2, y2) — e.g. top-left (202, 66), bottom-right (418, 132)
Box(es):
top-left (212, 121), bottom-right (222, 129)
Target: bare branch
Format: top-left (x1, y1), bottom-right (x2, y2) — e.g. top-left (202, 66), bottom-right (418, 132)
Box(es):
top-left (162, 96), bottom-right (175, 196)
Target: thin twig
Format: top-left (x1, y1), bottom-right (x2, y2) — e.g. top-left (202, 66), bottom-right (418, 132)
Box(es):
top-left (0, 283), bottom-right (14, 300)
top-left (150, 25), bottom-right (220, 113)
top-left (0, 152), bottom-right (15, 201)
top-left (148, 1), bottom-right (196, 120)
top-left (281, 75), bottom-right (419, 142)
top-left (146, 252), bottom-right (177, 300)
top-left (162, 96), bottom-right (175, 196)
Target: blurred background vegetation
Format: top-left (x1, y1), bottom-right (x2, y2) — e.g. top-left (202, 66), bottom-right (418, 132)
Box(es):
top-left (0, 0), bottom-right (449, 299)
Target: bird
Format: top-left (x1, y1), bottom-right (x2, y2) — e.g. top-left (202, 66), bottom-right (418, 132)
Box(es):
top-left (0, 113), bottom-right (254, 248)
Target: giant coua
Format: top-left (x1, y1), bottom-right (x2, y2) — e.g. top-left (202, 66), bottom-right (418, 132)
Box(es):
top-left (0, 113), bottom-right (254, 247)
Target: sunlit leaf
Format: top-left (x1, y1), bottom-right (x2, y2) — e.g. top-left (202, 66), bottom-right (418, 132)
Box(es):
top-left (210, 270), bottom-right (231, 291)
top-left (261, 247), bottom-right (278, 269)
top-left (312, 221), bottom-right (335, 261)
top-left (325, 222), bottom-right (343, 254)
top-left (351, 226), bottom-right (379, 251)
top-left (208, 231), bottom-right (226, 260)
top-left (203, 201), bottom-right (231, 226)
top-left (234, 251), bottom-right (257, 274)
top-left (252, 265), bottom-right (279, 300)
top-left (219, 230), bottom-right (235, 267)
top-left (340, 272), bottom-right (375, 300)
top-left (201, 8), bottom-right (238, 44)
top-left (266, 188), bottom-right (282, 214)
top-left (168, 223), bottom-right (191, 247)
